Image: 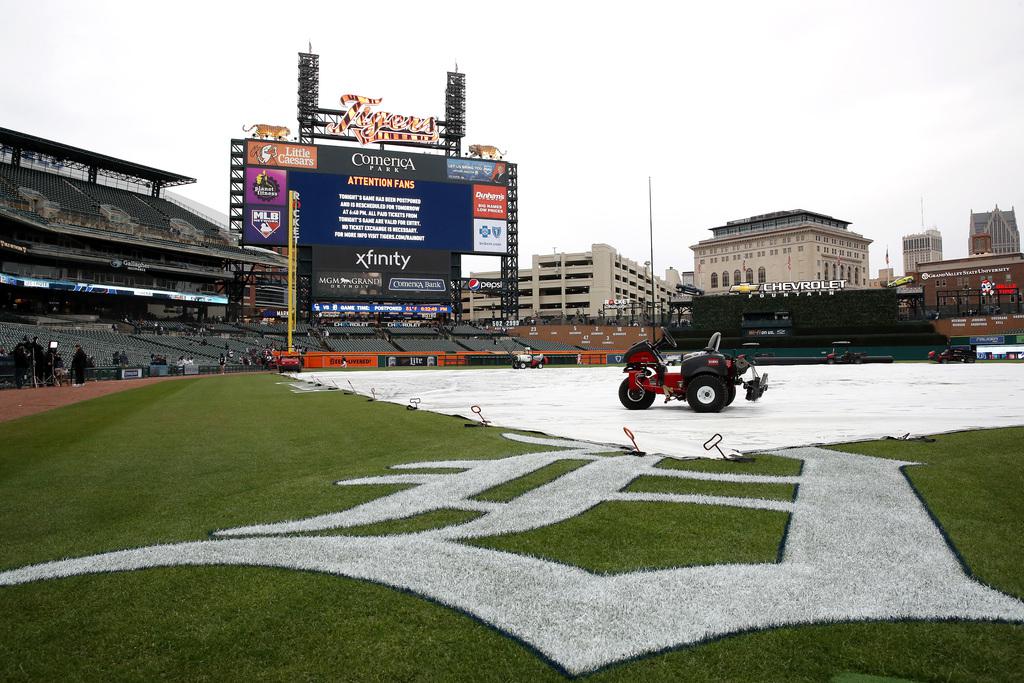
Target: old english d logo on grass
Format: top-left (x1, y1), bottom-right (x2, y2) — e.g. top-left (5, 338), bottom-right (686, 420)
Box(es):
top-left (2, 433), bottom-right (1023, 675)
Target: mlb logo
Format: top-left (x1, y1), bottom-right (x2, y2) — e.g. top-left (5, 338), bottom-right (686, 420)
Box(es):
top-left (252, 210), bottom-right (282, 239)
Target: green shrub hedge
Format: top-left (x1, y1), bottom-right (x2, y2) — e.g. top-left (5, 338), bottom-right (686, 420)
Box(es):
top-left (690, 289), bottom-right (899, 331)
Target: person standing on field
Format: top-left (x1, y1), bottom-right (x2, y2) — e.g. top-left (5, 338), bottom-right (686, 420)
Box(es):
top-left (71, 344), bottom-right (87, 386)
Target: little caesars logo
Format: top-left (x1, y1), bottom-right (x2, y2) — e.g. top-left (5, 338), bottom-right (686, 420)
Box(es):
top-left (246, 141), bottom-right (318, 169)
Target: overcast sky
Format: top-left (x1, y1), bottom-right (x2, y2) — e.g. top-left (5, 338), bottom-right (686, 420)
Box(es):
top-left (3, 0), bottom-right (1023, 277)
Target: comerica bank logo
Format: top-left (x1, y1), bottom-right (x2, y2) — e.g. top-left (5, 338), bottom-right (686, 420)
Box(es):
top-left (351, 152), bottom-right (417, 175)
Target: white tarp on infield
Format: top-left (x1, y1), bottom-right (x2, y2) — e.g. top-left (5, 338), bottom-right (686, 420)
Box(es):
top-left (298, 364), bottom-right (1024, 458)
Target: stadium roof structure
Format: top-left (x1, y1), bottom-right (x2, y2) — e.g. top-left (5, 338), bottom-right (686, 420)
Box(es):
top-left (0, 127), bottom-right (195, 192)
top-left (709, 209), bottom-right (853, 239)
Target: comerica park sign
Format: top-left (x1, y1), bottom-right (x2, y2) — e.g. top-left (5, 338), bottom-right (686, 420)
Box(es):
top-left (730, 280), bottom-right (846, 296)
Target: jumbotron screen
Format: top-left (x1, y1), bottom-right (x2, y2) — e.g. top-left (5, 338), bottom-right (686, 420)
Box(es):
top-left (241, 141), bottom-right (510, 255)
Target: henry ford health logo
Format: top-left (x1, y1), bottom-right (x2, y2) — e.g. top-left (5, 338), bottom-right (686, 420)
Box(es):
top-left (2, 431), bottom-right (1022, 675)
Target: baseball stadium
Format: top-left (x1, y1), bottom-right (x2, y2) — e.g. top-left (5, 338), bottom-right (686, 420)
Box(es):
top-left (2, 42), bottom-right (1023, 683)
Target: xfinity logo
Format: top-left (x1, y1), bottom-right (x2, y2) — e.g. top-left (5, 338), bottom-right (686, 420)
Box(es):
top-left (352, 153), bottom-right (416, 174)
top-left (356, 250), bottom-right (412, 271)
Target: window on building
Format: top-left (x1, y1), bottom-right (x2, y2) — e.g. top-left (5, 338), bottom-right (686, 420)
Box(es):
top-left (758, 267), bottom-right (766, 283)
top-left (711, 272), bottom-right (718, 288)
top-left (733, 269), bottom-right (741, 284)
top-left (722, 271), bottom-right (730, 287)
top-left (745, 268), bottom-right (753, 283)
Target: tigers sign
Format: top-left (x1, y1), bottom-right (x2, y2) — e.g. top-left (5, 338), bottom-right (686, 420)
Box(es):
top-left (325, 94), bottom-right (439, 145)
top-left (246, 141), bottom-right (318, 169)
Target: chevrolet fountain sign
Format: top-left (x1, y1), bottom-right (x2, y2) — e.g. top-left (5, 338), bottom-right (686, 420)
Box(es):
top-left (730, 280), bottom-right (846, 296)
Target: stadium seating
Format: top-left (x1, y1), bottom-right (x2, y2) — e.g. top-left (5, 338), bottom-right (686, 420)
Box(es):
top-left (141, 194), bottom-right (225, 237)
top-left (0, 164), bottom-right (99, 216)
top-left (450, 325), bottom-right (493, 336)
top-left (387, 326), bottom-right (443, 336)
top-left (67, 179), bottom-right (166, 226)
top-left (515, 340), bottom-right (584, 351)
top-left (457, 337), bottom-right (528, 353)
top-left (324, 338), bottom-right (399, 353)
top-left (327, 326), bottom-right (376, 336)
top-left (0, 321), bottom-right (284, 369)
top-left (0, 161), bottom-right (231, 245)
top-left (393, 339), bottom-right (465, 353)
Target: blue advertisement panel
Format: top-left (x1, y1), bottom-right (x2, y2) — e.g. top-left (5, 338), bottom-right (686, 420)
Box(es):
top-left (240, 143), bottom-right (511, 256)
top-left (970, 335), bottom-right (1005, 345)
top-left (446, 158), bottom-right (508, 184)
top-left (290, 171), bottom-right (490, 252)
top-left (312, 302), bottom-right (451, 315)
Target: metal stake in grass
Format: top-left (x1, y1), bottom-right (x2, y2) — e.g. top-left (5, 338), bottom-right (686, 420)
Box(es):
top-left (704, 433), bottom-right (754, 462)
top-left (407, 397), bottom-right (421, 411)
top-left (623, 427), bottom-right (645, 456)
top-left (368, 388), bottom-right (376, 402)
top-left (470, 405), bottom-right (490, 426)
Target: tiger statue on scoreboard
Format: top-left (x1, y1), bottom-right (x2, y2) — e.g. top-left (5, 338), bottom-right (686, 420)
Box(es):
top-left (243, 124), bottom-right (291, 140)
top-left (468, 144), bottom-right (506, 160)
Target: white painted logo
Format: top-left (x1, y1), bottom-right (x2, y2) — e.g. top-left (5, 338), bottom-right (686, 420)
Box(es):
top-left (1, 433), bottom-right (1022, 675)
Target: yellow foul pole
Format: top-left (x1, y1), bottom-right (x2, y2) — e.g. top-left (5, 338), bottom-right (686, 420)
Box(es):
top-left (287, 190), bottom-right (295, 351)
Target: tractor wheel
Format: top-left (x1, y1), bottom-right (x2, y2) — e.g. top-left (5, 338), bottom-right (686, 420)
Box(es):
top-left (726, 383), bottom-right (737, 406)
top-left (536, 362), bottom-right (544, 369)
top-left (619, 378), bottom-right (655, 410)
top-left (854, 356), bottom-right (863, 364)
top-left (826, 358), bottom-right (835, 365)
top-left (686, 375), bottom-right (728, 413)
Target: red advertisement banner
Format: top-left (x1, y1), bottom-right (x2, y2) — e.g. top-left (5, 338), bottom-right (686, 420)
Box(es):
top-left (472, 185), bottom-right (507, 219)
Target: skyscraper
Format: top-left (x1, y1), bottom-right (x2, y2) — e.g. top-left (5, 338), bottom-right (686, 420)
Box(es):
top-left (969, 206), bottom-right (1019, 254)
top-left (902, 228), bottom-right (943, 273)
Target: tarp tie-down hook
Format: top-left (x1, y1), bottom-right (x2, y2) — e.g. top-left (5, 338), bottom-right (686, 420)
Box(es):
top-left (623, 427), bottom-right (645, 456)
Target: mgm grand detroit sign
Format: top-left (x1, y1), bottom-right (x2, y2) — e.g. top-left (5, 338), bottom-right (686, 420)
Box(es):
top-left (729, 280), bottom-right (847, 297)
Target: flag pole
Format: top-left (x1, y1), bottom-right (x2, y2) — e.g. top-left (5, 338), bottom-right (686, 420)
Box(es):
top-left (648, 176), bottom-right (656, 344)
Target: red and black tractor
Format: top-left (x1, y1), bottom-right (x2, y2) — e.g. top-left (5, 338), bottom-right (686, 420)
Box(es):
top-left (618, 330), bottom-right (768, 413)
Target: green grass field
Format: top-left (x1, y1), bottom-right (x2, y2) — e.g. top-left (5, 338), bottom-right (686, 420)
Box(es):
top-left (1, 373), bottom-right (1022, 681)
